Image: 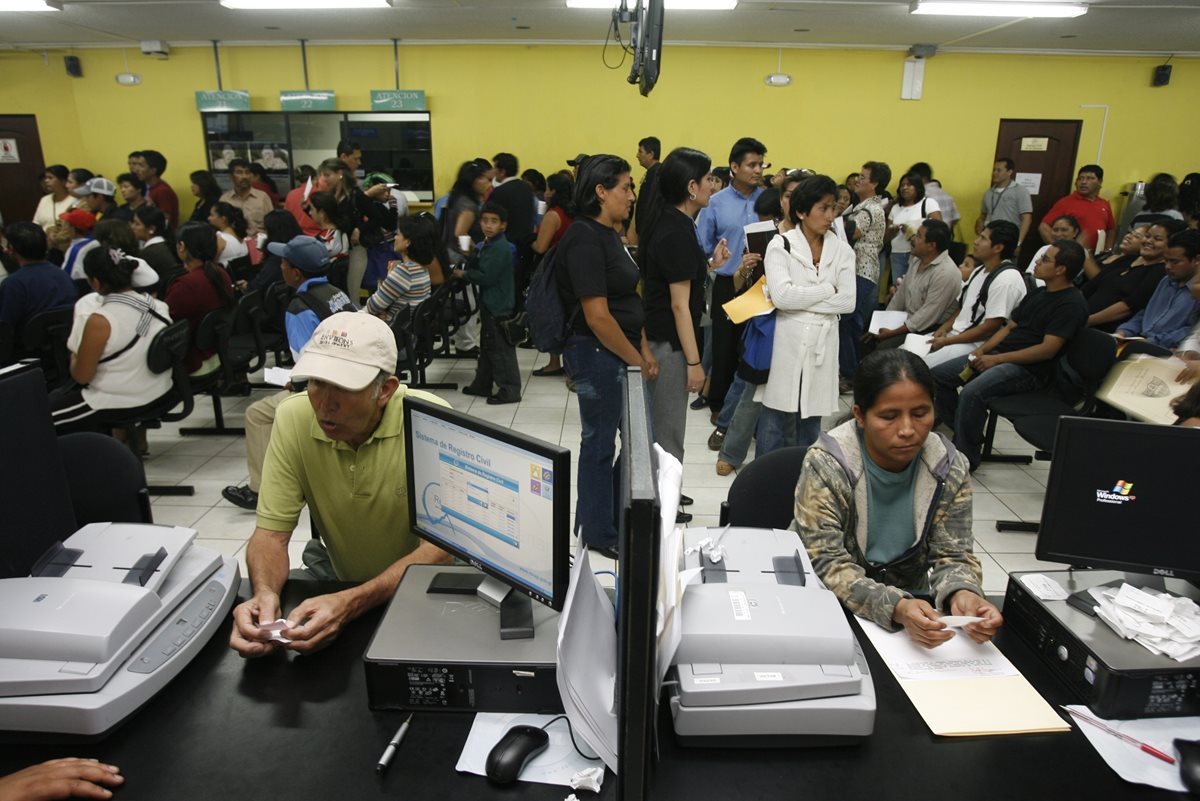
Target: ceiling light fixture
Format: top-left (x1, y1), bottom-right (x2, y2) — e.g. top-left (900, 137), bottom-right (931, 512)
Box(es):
top-left (909, 1), bottom-right (1086, 18)
top-left (220, 0), bottom-right (390, 9)
top-left (567, 0), bottom-right (736, 10)
top-left (0, 0), bottom-right (63, 11)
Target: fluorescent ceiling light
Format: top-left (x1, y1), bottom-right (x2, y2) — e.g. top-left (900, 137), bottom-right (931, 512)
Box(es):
top-left (220, 0), bottom-right (389, 8)
top-left (0, 0), bottom-right (63, 10)
top-left (909, 1), bottom-right (1087, 17)
top-left (567, 0), bottom-right (737, 9)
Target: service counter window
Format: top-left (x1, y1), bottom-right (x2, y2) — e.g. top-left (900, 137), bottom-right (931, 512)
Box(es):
top-left (202, 110), bottom-right (434, 200)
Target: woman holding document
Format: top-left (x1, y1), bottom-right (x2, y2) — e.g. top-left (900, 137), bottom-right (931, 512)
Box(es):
top-left (754, 174), bottom-right (855, 455)
top-left (793, 349), bottom-right (1003, 648)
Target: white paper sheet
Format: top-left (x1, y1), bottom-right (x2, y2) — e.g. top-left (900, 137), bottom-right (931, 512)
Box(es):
top-left (899, 332), bottom-right (933, 358)
top-left (555, 548), bottom-right (619, 772)
top-left (455, 712), bottom-right (602, 787)
top-left (653, 444), bottom-right (685, 685)
top-left (1066, 705), bottom-right (1200, 793)
top-left (858, 619), bottom-right (1018, 681)
top-left (263, 366), bottom-right (292, 387)
top-left (869, 310), bottom-right (908, 335)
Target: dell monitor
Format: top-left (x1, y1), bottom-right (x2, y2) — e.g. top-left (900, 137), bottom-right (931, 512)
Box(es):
top-left (1036, 417), bottom-right (1200, 609)
top-left (403, 397), bottom-right (570, 639)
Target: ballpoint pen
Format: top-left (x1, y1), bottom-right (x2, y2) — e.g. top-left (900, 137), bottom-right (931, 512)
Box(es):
top-left (376, 714), bottom-right (413, 775)
top-left (1062, 706), bottom-right (1176, 764)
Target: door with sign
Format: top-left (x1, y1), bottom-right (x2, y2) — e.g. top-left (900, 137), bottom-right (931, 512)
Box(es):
top-left (994, 119), bottom-right (1083, 268)
top-left (0, 115), bottom-right (46, 226)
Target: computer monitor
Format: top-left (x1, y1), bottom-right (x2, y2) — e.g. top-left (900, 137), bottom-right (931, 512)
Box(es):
top-left (1037, 417), bottom-right (1200, 597)
top-left (403, 396), bottom-right (570, 639)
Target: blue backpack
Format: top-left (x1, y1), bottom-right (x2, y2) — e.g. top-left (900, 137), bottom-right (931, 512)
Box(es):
top-left (735, 234), bottom-right (788, 385)
top-left (523, 244), bottom-right (577, 353)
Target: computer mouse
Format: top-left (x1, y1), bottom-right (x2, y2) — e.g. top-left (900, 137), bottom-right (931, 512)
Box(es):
top-left (485, 724), bottom-right (549, 785)
top-left (1174, 738), bottom-right (1200, 794)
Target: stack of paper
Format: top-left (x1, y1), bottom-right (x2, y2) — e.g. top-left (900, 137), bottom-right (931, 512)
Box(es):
top-left (555, 548), bottom-right (619, 772)
top-left (1090, 583), bottom-right (1200, 662)
top-left (858, 621), bottom-right (1069, 736)
top-left (1096, 354), bottom-right (1192, 425)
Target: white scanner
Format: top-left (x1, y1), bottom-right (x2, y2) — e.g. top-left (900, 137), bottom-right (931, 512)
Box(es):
top-left (0, 522), bottom-right (239, 736)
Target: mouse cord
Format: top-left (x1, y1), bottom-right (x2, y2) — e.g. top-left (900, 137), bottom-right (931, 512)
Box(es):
top-left (539, 715), bottom-right (603, 761)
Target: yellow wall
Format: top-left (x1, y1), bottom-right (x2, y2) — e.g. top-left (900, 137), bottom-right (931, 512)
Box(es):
top-left (1, 43), bottom-right (1196, 226)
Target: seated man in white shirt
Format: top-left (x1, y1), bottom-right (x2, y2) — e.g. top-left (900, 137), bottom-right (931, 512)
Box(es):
top-left (923, 220), bottom-right (1028, 369)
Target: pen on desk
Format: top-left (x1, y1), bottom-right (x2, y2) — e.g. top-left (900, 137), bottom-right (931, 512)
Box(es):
top-left (376, 714), bottom-right (413, 775)
top-left (1061, 706), bottom-right (1176, 764)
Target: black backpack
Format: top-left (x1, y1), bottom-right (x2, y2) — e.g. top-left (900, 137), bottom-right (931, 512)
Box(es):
top-left (962, 259), bottom-right (1033, 326)
top-left (523, 243), bottom-right (578, 353)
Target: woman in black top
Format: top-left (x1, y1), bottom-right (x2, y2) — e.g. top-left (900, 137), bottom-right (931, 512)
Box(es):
top-left (557, 155), bottom-right (658, 553)
top-left (639, 148), bottom-right (731, 494)
top-left (132, 206), bottom-right (183, 293)
top-left (1085, 220), bottom-right (1181, 331)
top-left (188, 170), bottom-right (222, 227)
top-left (443, 161), bottom-right (489, 267)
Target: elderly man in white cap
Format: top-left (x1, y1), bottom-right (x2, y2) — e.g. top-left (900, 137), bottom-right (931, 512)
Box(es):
top-left (230, 313), bottom-right (450, 657)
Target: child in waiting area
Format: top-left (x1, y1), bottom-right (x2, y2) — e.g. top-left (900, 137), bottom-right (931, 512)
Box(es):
top-left (453, 202), bottom-right (521, 405)
top-left (365, 214), bottom-right (434, 325)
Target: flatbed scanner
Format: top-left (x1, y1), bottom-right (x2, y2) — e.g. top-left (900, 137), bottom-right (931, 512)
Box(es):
top-left (0, 522), bottom-right (239, 737)
top-left (668, 527), bottom-right (875, 747)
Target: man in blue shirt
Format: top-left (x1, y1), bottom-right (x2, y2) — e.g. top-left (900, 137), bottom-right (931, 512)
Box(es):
top-left (223, 235), bottom-right (354, 510)
top-left (1116, 229), bottom-right (1199, 350)
top-left (0, 222), bottom-right (78, 342)
top-left (695, 137), bottom-right (766, 440)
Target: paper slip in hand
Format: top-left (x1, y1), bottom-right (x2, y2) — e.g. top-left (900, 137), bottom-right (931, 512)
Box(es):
top-left (900, 333), bottom-right (932, 359)
top-left (868, 310), bottom-right (907, 335)
top-left (263, 366), bottom-right (292, 387)
top-left (938, 616), bottom-right (985, 628)
top-left (259, 618), bottom-right (292, 644)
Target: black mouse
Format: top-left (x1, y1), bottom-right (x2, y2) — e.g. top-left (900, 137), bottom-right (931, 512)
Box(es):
top-left (485, 724), bottom-right (550, 785)
top-left (1175, 739), bottom-right (1200, 794)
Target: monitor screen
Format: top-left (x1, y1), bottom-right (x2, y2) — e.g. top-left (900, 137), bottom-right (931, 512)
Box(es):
top-left (1036, 416), bottom-right (1200, 582)
top-left (403, 397), bottom-right (570, 610)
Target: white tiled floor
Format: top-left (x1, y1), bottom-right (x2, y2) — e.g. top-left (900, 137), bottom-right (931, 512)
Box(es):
top-left (146, 346), bottom-right (1050, 595)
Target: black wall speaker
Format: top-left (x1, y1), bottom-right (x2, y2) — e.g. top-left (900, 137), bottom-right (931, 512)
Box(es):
top-left (64, 55), bottom-right (82, 78)
top-left (1152, 64), bottom-right (1172, 87)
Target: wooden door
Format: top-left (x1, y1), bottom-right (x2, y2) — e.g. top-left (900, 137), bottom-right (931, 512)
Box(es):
top-left (994, 119), bottom-right (1082, 266)
top-left (0, 115), bottom-right (47, 227)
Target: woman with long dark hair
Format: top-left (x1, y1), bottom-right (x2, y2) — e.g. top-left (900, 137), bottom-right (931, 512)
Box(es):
top-left (886, 171), bottom-right (942, 286)
top-left (443, 160), bottom-right (489, 266)
top-left (530, 172), bottom-right (577, 377)
top-left (50, 247), bottom-right (173, 433)
top-left (189, 170), bottom-right (223, 225)
top-left (639, 147), bottom-right (731, 518)
top-left (168, 222), bottom-right (235, 375)
top-left (208, 201), bottom-right (249, 267)
top-left (557, 154), bottom-right (658, 554)
top-left (132, 205), bottom-right (182, 291)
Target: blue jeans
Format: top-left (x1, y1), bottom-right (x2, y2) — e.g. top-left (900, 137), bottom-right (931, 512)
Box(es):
top-left (757, 408), bottom-right (822, 457)
top-left (715, 373), bottom-right (746, 431)
top-left (839, 275), bottom-right (878, 379)
top-left (564, 335), bottom-right (625, 550)
top-left (932, 356), bottom-right (1042, 471)
top-left (718, 385), bottom-right (763, 467)
top-left (891, 251), bottom-right (910, 286)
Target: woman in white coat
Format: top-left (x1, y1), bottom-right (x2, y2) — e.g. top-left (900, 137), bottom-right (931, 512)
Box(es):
top-left (756, 174), bottom-right (857, 455)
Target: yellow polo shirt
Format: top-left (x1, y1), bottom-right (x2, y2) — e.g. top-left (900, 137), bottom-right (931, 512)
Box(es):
top-left (256, 386), bottom-right (449, 582)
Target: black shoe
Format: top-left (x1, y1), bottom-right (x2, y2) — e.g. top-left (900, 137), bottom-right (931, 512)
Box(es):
top-left (679, 494), bottom-right (694, 507)
top-left (690, 395), bottom-right (708, 410)
top-left (462, 385), bottom-right (487, 396)
top-left (707, 428), bottom-right (726, 451)
top-left (486, 394), bottom-right (520, 405)
top-left (221, 484), bottom-right (258, 510)
top-left (592, 545), bottom-right (619, 560)
top-left (676, 510), bottom-right (693, 524)
top-left (456, 347), bottom-right (481, 358)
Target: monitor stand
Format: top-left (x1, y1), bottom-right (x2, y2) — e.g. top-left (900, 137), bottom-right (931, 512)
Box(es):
top-left (1065, 572), bottom-right (1169, 617)
top-left (425, 570), bottom-right (535, 640)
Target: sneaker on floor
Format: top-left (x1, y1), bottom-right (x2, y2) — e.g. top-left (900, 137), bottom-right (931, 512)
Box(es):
top-left (222, 484), bottom-right (258, 510)
top-left (679, 494), bottom-right (694, 507)
top-left (532, 366), bottom-right (565, 377)
top-left (455, 347), bottom-right (481, 358)
top-left (707, 428), bottom-right (726, 451)
top-left (462, 385), bottom-right (488, 396)
top-left (676, 510), bottom-right (693, 524)
top-left (486, 394), bottom-right (520, 405)
top-left (689, 395), bottom-right (708, 410)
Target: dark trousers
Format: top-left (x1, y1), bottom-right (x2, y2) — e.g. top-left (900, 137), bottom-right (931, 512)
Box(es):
top-left (467, 307), bottom-right (521, 401)
top-left (708, 274), bottom-right (743, 412)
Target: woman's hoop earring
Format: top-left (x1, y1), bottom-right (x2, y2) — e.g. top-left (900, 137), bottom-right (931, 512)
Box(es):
top-left (688, 193), bottom-right (697, 201)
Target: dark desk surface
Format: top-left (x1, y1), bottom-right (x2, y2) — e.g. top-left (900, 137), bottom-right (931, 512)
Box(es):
top-left (0, 583), bottom-right (1184, 800)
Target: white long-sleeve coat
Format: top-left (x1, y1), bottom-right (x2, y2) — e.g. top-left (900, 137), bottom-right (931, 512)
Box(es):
top-left (759, 227), bottom-right (856, 417)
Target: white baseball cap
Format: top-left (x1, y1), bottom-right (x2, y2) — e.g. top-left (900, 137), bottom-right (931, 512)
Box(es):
top-left (291, 313), bottom-right (397, 391)
top-left (73, 177), bottom-right (116, 198)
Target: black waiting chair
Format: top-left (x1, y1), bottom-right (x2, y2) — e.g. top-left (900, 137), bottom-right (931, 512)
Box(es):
top-left (0, 321), bottom-right (14, 365)
top-left (57, 432), bottom-right (153, 525)
top-left (107, 319), bottom-right (197, 497)
top-left (180, 292), bottom-right (265, 437)
top-left (718, 445), bottom-right (809, 529)
top-left (21, 307), bottom-right (74, 388)
top-left (980, 327), bottom-right (1117, 466)
top-left (391, 286), bottom-right (458, 391)
top-left (258, 281), bottom-right (295, 367)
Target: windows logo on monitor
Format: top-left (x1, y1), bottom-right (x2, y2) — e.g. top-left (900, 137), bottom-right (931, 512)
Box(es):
top-left (1096, 479), bottom-right (1136, 505)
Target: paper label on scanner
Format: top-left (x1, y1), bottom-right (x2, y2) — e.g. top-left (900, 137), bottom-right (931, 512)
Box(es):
top-left (754, 672), bottom-right (784, 682)
top-left (693, 677), bottom-right (721, 685)
top-left (729, 590), bottom-right (751, 621)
